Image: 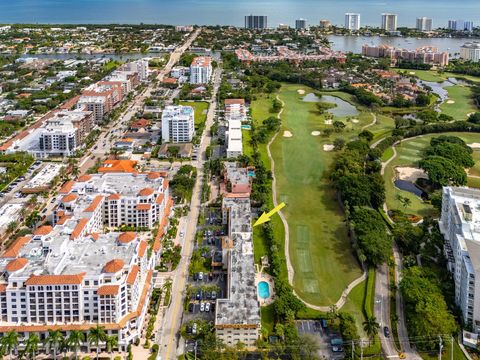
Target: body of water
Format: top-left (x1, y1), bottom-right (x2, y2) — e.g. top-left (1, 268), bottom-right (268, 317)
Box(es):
top-left (0, 0), bottom-right (479, 27)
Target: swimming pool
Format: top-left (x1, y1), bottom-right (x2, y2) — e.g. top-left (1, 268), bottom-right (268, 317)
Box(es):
top-left (241, 125), bottom-right (251, 130)
top-left (258, 281), bottom-right (270, 299)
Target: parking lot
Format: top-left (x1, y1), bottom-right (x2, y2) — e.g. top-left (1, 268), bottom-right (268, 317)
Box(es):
top-left (296, 320), bottom-right (345, 360)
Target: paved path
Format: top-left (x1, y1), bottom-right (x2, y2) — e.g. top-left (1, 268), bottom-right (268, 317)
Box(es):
top-left (266, 94), bottom-right (367, 312)
top-left (361, 112), bottom-right (377, 131)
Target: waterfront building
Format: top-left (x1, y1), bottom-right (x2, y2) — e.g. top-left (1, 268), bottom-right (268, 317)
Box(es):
top-left (189, 56), bottom-right (212, 84)
top-left (362, 44), bottom-right (449, 67)
top-left (244, 15), bottom-right (268, 30)
top-left (345, 13), bottom-right (361, 31)
top-left (381, 13), bottom-right (398, 32)
top-left (440, 187), bottom-right (480, 331)
top-left (295, 18), bottom-right (307, 30)
top-left (161, 105), bottom-right (195, 143)
top-left (448, 19), bottom-right (475, 32)
top-left (460, 42), bottom-right (480, 63)
top-left (416, 17), bottom-right (433, 32)
top-left (319, 19), bottom-right (332, 29)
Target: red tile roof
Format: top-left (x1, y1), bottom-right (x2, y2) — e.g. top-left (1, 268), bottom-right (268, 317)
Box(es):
top-left (147, 172), bottom-right (161, 180)
top-left (2, 236), bottom-right (32, 258)
top-left (107, 193), bottom-right (121, 200)
top-left (103, 259), bottom-right (125, 273)
top-left (84, 195), bottom-right (103, 212)
top-left (6, 258), bottom-right (28, 272)
top-left (98, 160), bottom-right (137, 174)
top-left (77, 174), bottom-right (92, 182)
top-left (136, 203), bottom-right (151, 211)
top-left (56, 215), bottom-right (72, 225)
top-left (118, 232), bottom-right (136, 244)
top-left (126, 265), bottom-right (139, 285)
top-left (224, 98), bottom-right (245, 105)
top-left (59, 180), bottom-right (75, 194)
top-left (34, 225), bottom-right (53, 236)
top-left (26, 273), bottom-right (86, 286)
top-left (70, 218), bottom-right (89, 240)
top-left (138, 241), bottom-right (148, 257)
top-left (156, 193), bottom-right (165, 204)
top-left (61, 193), bottom-right (77, 203)
top-left (97, 285), bottom-right (120, 296)
top-left (138, 187), bottom-right (154, 196)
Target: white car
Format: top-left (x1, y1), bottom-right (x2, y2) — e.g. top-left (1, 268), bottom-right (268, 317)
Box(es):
top-left (205, 302), bottom-right (211, 312)
top-left (199, 302), bottom-right (205, 312)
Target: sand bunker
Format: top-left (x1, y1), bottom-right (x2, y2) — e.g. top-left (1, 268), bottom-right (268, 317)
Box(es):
top-left (446, 100), bottom-right (455, 104)
top-left (311, 131), bottom-right (321, 136)
top-left (409, 71), bottom-right (416, 75)
top-left (324, 120), bottom-right (333, 125)
top-left (351, 119), bottom-right (359, 123)
top-left (395, 167), bottom-right (428, 182)
top-left (323, 144), bottom-right (334, 151)
top-left (297, 89), bottom-right (305, 95)
top-left (468, 143), bottom-right (480, 149)
top-left (283, 131), bottom-right (293, 138)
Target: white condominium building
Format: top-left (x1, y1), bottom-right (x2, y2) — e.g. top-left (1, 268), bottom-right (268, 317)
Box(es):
top-left (226, 120), bottom-right (243, 159)
top-left (161, 105), bottom-right (195, 143)
top-left (345, 13), bottom-right (361, 31)
top-left (216, 195), bottom-right (260, 347)
top-left (381, 13), bottom-right (398, 31)
top-left (39, 118), bottom-right (77, 158)
top-left (224, 99), bottom-right (247, 122)
top-left (416, 17), bottom-right (433, 32)
top-left (460, 42), bottom-right (480, 63)
top-left (190, 56), bottom-right (212, 84)
top-left (440, 187), bottom-right (480, 331)
top-left (0, 226), bottom-right (154, 350)
top-left (121, 60), bottom-right (149, 81)
top-left (77, 96), bottom-right (107, 124)
top-left (54, 171), bottom-right (172, 230)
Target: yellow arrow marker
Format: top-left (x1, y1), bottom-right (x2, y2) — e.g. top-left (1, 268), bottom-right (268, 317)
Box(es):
top-left (253, 202), bottom-right (286, 227)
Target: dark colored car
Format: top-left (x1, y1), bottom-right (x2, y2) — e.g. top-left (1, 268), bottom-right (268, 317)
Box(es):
top-left (196, 291), bottom-right (201, 300)
top-left (193, 273), bottom-right (198, 281)
top-left (188, 303), bottom-right (194, 312)
top-left (384, 326), bottom-right (390, 338)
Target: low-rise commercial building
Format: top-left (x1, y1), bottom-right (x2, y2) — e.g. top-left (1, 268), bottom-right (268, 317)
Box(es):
top-left (440, 187), bottom-right (480, 331)
top-left (161, 105), bottom-right (195, 143)
top-left (22, 163), bottom-right (64, 193)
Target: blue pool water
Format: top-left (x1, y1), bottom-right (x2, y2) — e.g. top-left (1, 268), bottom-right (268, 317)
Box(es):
top-left (248, 170), bottom-right (255, 177)
top-left (241, 125), bottom-right (251, 130)
top-left (258, 281), bottom-right (270, 299)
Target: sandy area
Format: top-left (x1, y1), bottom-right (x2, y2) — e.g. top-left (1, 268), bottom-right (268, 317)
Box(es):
top-left (324, 120), bottom-right (333, 125)
top-left (409, 71), bottom-right (416, 75)
top-left (323, 144), bottom-right (334, 151)
top-left (297, 89), bottom-right (305, 95)
top-left (283, 131), bottom-right (293, 138)
top-left (395, 166), bottom-right (428, 182)
top-left (311, 131), bottom-right (321, 136)
top-left (446, 100), bottom-right (455, 104)
top-left (351, 119), bottom-right (359, 123)
top-left (468, 143), bottom-right (480, 149)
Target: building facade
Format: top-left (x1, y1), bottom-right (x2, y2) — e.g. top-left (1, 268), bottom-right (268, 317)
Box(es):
top-left (38, 118), bottom-right (77, 158)
top-left (295, 18), bottom-right (307, 30)
top-left (440, 187), bottom-right (480, 331)
top-left (226, 120), bottom-right (243, 159)
top-left (345, 13), bottom-right (361, 31)
top-left (460, 42), bottom-right (480, 62)
top-left (161, 105), bottom-right (195, 143)
top-left (190, 56), bottom-right (212, 84)
top-left (244, 15), bottom-right (268, 30)
top-left (224, 99), bottom-right (247, 122)
top-left (381, 13), bottom-right (398, 32)
top-left (416, 17), bottom-right (433, 32)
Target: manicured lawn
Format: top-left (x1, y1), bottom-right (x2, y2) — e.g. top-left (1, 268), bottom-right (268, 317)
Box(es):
top-left (270, 84), bottom-right (363, 306)
top-left (179, 101), bottom-right (209, 127)
top-left (381, 147), bottom-right (394, 162)
top-left (260, 304), bottom-right (276, 334)
top-left (341, 279), bottom-right (367, 337)
top-left (384, 133), bottom-right (480, 218)
top-left (420, 340), bottom-right (468, 360)
top-left (369, 114), bottom-right (396, 142)
top-left (439, 85), bottom-right (477, 120)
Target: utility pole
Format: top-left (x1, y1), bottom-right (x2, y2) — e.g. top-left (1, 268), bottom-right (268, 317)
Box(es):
top-left (451, 336), bottom-right (454, 360)
top-left (439, 336), bottom-right (443, 360)
top-left (352, 340), bottom-right (355, 359)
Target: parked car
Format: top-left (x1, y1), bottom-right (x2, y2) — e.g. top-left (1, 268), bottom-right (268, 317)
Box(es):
top-left (186, 325), bottom-right (192, 334)
top-left (193, 273), bottom-right (198, 281)
top-left (195, 291), bottom-right (201, 300)
top-left (205, 302), bottom-right (211, 312)
top-left (211, 291), bottom-right (217, 300)
top-left (205, 291), bottom-right (211, 300)
top-left (384, 326), bottom-right (390, 338)
top-left (198, 272), bottom-right (204, 281)
top-left (192, 323), bottom-right (197, 335)
top-left (188, 303), bottom-right (194, 312)
top-left (200, 302), bottom-right (205, 312)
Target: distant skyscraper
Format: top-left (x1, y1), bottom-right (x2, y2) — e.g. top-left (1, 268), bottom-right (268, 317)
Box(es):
top-left (295, 18), bottom-right (307, 30)
top-left (245, 15), bottom-right (268, 30)
top-left (319, 19), bottom-right (332, 29)
top-left (448, 20), bottom-right (457, 30)
top-left (416, 17), bottom-right (432, 31)
top-left (464, 21), bottom-right (474, 32)
top-left (344, 13), bottom-right (361, 31)
top-left (381, 13), bottom-right (398, 32)
top-left (448, 19), bottom-right (474, 32)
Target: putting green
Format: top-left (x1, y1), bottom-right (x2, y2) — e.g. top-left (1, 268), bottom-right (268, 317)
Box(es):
top-left (270, 84), bottom-right (362, 305)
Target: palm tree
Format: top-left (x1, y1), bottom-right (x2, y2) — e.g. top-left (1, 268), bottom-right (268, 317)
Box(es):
top-left (105, 335), bottom-right (118, 360)
top-left (1, 330), bottom-right (19, 359)
top-left (88, 325), bottom-right (107, 360)
top-left (362, 316), bottom-right (380, 345)
top-left (23, 334), bottom-right (40, 360)
top-left (46, 329), bottom-right (64, 360)
top-left (67, 330), bottom-right (85, 359)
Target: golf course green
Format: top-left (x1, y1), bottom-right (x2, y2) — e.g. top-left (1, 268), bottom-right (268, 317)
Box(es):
top-left (269, 84), bottom-right (364, 306)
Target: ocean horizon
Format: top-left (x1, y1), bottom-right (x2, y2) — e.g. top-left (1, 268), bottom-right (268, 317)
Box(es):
top-left (0, 0), bottom-right (479, 27)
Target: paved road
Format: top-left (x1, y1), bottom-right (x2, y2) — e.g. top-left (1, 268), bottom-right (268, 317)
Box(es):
top-left (374, 263), bottom-right (398, 358)
top-left (157, 67), bottom-right (222, 360)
